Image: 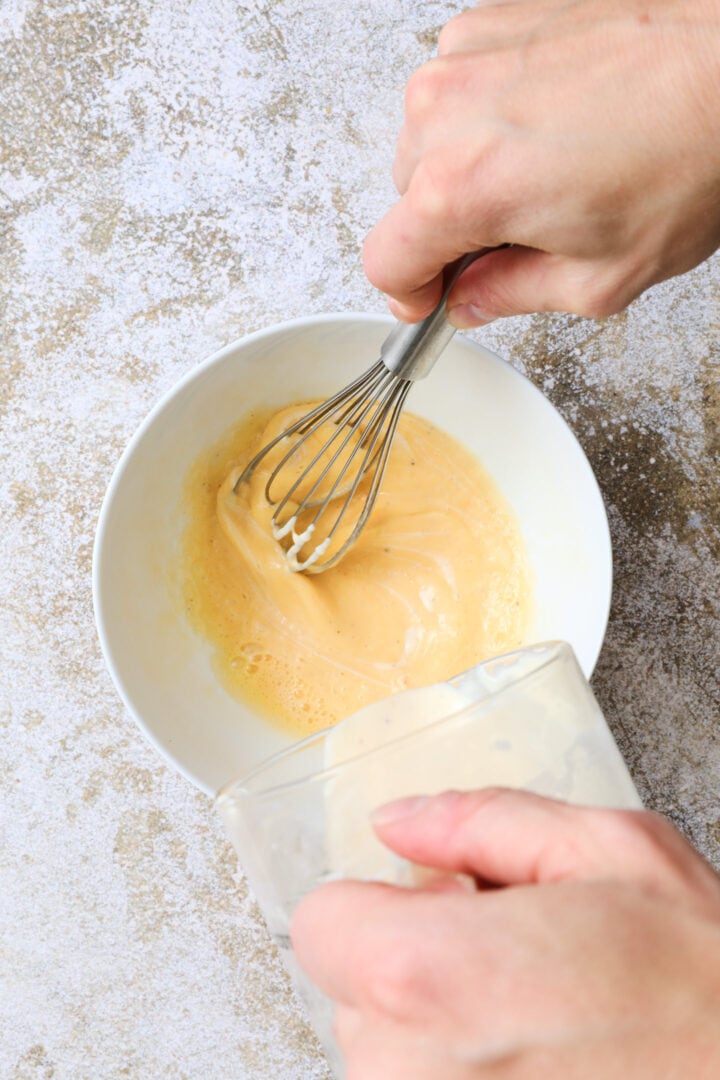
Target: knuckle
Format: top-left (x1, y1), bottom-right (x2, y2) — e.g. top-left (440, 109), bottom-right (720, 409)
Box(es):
top-left (569, 285), bottom-right (620, 319)
top-left (404, 58), bottom-right (448, 121)
top-left (561, 278), bottom-right (628, 319)
top-left (362, 234), bottom-right (392, 294)
top-left (437, 13), bottom-right (470, 55)
top-left (409, 156), bottom-right (461, 226)
top-left (391, 156), bottom-right (406, 194)
top-left (558, 260), bottom-right (642, 319)
top-left (597, 808), bottom-right (682, 872)
top-left (629, 810), bottom-right (684, 859)
top-left (594, 807), bottom-right (644, 843)
top-left (362, 938), bottom-right (430, 1020)
top-left (622, 812), bottom-right (720, 911)
top-left (582, 291), bottom-right (627, 319)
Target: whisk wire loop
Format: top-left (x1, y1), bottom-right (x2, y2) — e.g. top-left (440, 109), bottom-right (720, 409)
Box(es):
top-left (232, 249), bottom-right (499, 572)
top-left (273, 367), bottom-right (411, 573)
top-left (311, 379), bottom-right (411, 573)
top-left (270, 360), bottom-right (392, 525)
top-left (232, 360), bottom-right (388, 496)
top-left (296, 375), bottom-right (410, 556)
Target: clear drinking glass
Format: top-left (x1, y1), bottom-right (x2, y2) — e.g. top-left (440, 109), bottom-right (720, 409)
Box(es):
top-left (216, 641), bottom-right (641, 1077)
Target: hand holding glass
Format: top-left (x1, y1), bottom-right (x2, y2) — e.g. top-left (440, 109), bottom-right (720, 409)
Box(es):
top-left (216, 642), bottom-right (641, 1076)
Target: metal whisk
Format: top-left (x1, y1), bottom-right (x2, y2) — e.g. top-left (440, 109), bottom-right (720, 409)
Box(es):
top-left (234, 249), bottom-right (494, 574)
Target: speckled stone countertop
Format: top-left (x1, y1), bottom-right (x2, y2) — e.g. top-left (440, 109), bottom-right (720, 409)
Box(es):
top-left (2, 2), bottom-right (719, 1077)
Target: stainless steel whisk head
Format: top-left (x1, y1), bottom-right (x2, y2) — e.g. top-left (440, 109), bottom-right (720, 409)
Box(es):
top-left (234, 250), bottom-right (495, 574)
top-left (235, 360), bottom-right (412, 572)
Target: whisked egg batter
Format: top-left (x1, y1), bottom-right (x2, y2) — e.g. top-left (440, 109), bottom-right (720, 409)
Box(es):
top-left (181, 404), bottom-right (532, 736)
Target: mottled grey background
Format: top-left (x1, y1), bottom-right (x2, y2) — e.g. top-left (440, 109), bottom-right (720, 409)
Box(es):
top-left (1, 1), bottom-right (718, 1077)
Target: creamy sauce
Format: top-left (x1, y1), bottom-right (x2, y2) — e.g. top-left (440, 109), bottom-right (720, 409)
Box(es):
top-left (323, 671), bottom-right (642, 881)
top-left (181, 403), bottom-right (532, 736)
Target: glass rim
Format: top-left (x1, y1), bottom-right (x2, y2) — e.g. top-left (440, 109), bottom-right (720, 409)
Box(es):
top-left (215, 640), bottom-right (572, 807)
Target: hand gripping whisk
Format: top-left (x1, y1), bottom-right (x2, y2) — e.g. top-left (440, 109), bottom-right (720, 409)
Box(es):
top-left (234, 250), bottom-right (494, 574)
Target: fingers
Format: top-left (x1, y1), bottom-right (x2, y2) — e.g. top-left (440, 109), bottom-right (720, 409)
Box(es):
top-left (370, 788), bottom-right (720, 911)
top-left (370, 0), bottom-right (720, 323)
top-left (446, 245), bottom-right (643, 324)
top-left (437, 1), bottom-right (560, 57)
top-left (291, 792), bottom-right (720, 1074)
top-left (295, 788), bottom-right (720, 1009)
top-left (291, 867), bottom-right (710, 1051)
top-left (372, 788), bottom-right (612, 884)
top-left (291, 879), bottom-right (456, 1011)
top-left (365, 51), bottom-right (513, 321)
top-left (292, 879), bottom-right (527, 1033)
top-left (366, 223), bottom-right (646, 327)
top-left (362, 174), bottom-right (473, 321)
top-left (364, 164), bottom-right (644, 324)
top-left (362, 153), bottom-right (507, 322)
top-left (391, 53), bottom-right (505, 196)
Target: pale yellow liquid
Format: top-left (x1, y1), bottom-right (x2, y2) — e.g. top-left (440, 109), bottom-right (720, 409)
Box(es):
top-left (181, 404), bottom-right (532, 736)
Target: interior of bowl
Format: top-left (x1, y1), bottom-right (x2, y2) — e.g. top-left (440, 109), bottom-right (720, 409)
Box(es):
top-left (93, 314), bottom-right (611, 795)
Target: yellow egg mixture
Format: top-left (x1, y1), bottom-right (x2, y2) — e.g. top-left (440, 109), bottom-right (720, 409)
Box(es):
top-left (181, 403), bottom-right (532, 736)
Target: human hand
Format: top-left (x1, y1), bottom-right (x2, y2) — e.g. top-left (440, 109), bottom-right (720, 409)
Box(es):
top-left (363, 0), bottom-right (720, 325)
top-left (291, 789), bottom-right (720, 1079)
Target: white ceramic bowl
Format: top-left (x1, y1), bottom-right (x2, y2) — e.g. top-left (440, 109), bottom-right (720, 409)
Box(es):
top-left (93, 314), bottom-right (611, 795)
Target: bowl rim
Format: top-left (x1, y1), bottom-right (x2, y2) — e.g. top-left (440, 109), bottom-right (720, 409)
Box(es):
top-left (92, 311), bottom-right (613, 794)
top-left (215, 640), bottom-right (573, 802)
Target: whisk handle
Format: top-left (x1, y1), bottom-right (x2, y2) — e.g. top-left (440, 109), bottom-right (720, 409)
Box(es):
top-left (379, 247), bottom-right (502, 381)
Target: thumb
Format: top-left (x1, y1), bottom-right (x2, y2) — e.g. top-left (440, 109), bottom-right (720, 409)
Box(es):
top-left (371, 789), bottom-right (720, 908)
top-left (446, 246), bottom-right (635, 324)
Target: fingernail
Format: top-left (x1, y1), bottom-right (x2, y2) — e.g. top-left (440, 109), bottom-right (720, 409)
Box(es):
top-left (447, 304), bottom-right (496, 329)
top-left (421, 872), bottom-right (478, 895)
top-left (371, 795), bottom-right (430, 827)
